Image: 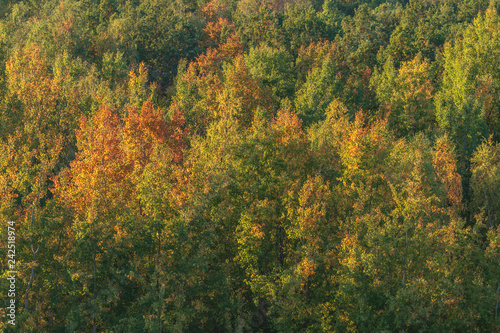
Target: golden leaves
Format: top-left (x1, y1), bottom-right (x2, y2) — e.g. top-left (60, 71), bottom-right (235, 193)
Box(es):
top-left (56, 96), bottom-right (188, 216)
top-left (270, 109), bottom-right (304, 146)
top-left (432, 136), bottom-right (463, 211)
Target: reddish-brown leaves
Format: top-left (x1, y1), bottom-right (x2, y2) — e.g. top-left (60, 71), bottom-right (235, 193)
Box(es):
top-left (55, 100), bottom-right (187, 214)
top-left (56, 106), bottom-right (128, 213)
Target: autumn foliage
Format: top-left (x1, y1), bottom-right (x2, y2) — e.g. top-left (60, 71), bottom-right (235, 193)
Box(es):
top-left (2, 1), bottom-right (500, 332)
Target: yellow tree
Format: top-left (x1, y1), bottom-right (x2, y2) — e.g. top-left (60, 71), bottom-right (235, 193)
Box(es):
top-left (371, 55), bottom-right (435, 136)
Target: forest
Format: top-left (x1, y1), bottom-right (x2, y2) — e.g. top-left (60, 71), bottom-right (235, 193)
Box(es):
top-left (0, 0), bottom-right (500, 331)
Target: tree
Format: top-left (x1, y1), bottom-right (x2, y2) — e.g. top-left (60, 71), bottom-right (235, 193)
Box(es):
top-left (339, 2), bottom-right (402, 113)
top-left (436, 6), bottom-right (500, 159)
top-left (471, 139), bottom-right (500, 228)
top-left (245, 44), bottom-right (295, 105)
top-left (294, 41), bottom-right (347, 126)
top-left (371, 54), bottom-right (435, 136)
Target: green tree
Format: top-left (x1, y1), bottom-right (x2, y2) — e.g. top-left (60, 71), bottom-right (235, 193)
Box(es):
top-left (471, 140), bottom-right (500, 228)
top-left (245, 44), bottom-right (295, 105)
top-left (436, 6), bottom-right (500, 159)
top-left (371, 54), bottom-right (435, 136)
top-left (294, 41), bottom-right (347, 126)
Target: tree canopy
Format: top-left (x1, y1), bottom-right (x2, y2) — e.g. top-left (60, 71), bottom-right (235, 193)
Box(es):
top-left (1, 0), bottom-right (500, 331)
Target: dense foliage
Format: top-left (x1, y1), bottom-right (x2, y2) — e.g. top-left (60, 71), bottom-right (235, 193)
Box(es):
top-left (1, 0), bottom-right (500, 331)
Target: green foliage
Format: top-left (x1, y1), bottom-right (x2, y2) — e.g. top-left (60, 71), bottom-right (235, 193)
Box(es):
top-left (339, 2), bottom-right (403, 112)
top-left (371, 54), bottom-right (436, 136)
top-left (234, 1), bottom-right (284, 48)
top-left (341, 2), bottom-right (402, 71)
top-left (2, 0), bottom-right (500, 331)
top-left (129, 0), bottom-right (204, 84)
top-left (383, 0), bottom-right (492, 65)
top-left (282, 4), bottom-right (337, 55)
top-left (245, 45), bottom-right (295, 103)
top-left (436, 5), bottom-right (500, 158)
top-left (295, 45), bottom-right (346, 125)
top-left (471, 140), bottom-right (500, 228)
